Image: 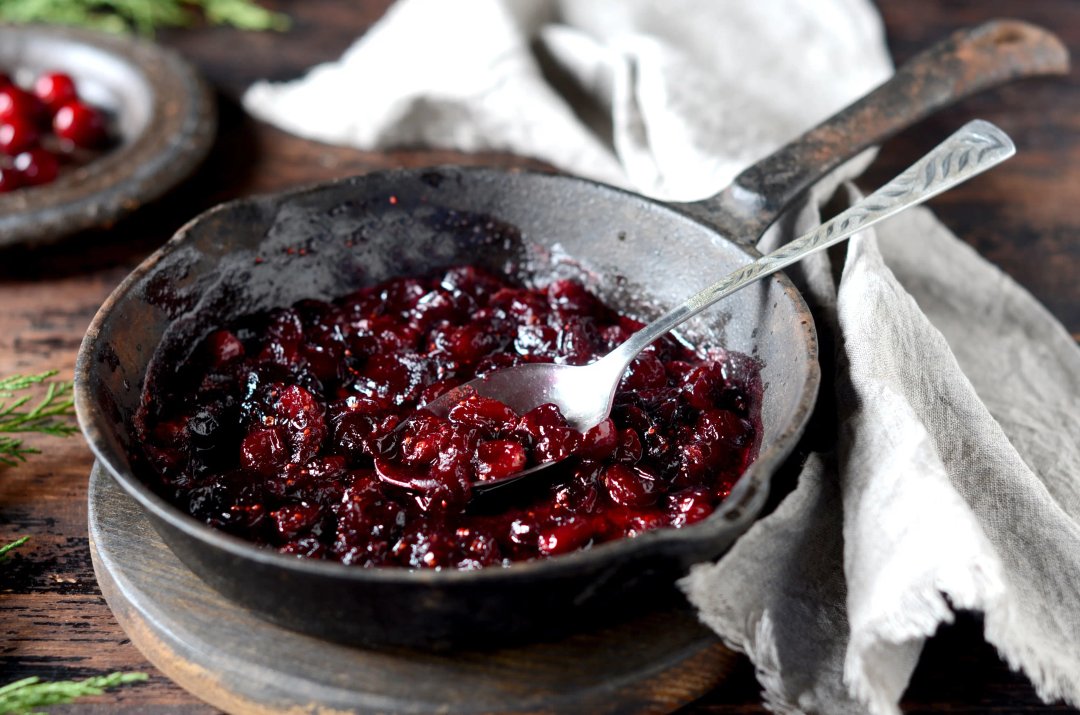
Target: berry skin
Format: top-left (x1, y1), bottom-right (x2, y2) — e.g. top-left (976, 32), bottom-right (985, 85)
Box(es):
top-left (53, 100), bottom-right (107, 148)
top-left (33, 72), bottom-right (78, 112)
top-left (0, 166), bottom-right (21, 193)
top-left (475, 439), bottom-right (527, 481)
top-left (0, 86), bottom-right (46, 124)
top-left (0, 116), bottom-right (40, 155)
top-left (14, 148), bottom-right (59, 186)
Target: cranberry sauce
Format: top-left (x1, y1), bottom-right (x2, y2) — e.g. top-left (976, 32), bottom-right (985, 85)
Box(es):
top-left (136, 266), bottom-right (761, 569)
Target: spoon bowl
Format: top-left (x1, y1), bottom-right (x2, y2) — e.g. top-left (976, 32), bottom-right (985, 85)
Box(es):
top-left (419, 120), bottom-right (1015, 494)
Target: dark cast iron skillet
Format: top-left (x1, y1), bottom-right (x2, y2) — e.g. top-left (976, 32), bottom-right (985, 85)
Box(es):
top-left (76, 21), bottom-right (1067, 649)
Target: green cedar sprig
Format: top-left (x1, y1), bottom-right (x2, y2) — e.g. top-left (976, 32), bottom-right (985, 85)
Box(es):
top-left (0, 371), bottom-right (77, 468)
top-left (0, 537), bottom-right (29, 562)
top-left (0, 0), bottom-right (289, 35)
top-left (0, 672), bottom-right (149, 714)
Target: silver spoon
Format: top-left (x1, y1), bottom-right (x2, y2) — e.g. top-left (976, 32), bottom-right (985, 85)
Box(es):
top-left (421, 119), bottom-right (1015, 492)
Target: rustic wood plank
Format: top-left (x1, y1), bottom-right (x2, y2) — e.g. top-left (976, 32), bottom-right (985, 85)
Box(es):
top-left (89, 464), bottom-right (735, 714)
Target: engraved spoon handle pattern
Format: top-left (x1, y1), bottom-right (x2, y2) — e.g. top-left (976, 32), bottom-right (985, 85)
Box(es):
top-left (600, 120), bottom-right (1016, 374)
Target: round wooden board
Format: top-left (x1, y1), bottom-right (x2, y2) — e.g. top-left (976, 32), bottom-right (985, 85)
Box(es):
top-left (88, 462), bottom-right (737, 714)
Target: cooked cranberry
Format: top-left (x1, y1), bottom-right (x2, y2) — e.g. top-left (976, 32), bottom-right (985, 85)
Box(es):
top-left (448, 394), bottom-right (518, 436)
top-left (513, 323), bottom-right (559, 359)
top-left (533, 423), bottom-right (579, 463)
top-left (667, 487), bottom-right (714, 527)
top-left (240, 427), bottom-right (288, 476)
top-left (553, 462), bottom-right (602, 514)
top-left (440, 265), bottom-right (503, 300)
top-left (33, 72), bottom-right (78, 112)
top-left (430, 324), bottom-right (503, 364)
top-left (13, 148), bottom-right (58, 186)
top-left (0, 116), bottom-right (39, 155)
top-left (621, 353), bottom-right (667, 390)
top-left (682, 362), bottom-right (726, 410)
top-left (578, 418), bottom-right (617, 460)
top-left (138, 268), bottom-right (761, 569)
top-left (555, 317), bottom-right (597, 365)
top-left (613, 428), bottom-right (643, 464)
top-left (612, 508), bottom-right (669, 537)
top-left (602, 464), bottom-right (659, 507)
top-left (397, 413), bottom-right (451, 465)
top-left (456, 526), bottom-right (502, 569)
top-left (53, 100), bottom-right (107, 148)
top-left (475, 439), bottom-right (527, 481)
top-left (271, 502), bottom-right (323, 540)
top-left (547, 279), bottom-right (603, 317)
top-left (697, 408), bottom-right (754, 448)
top-left (507, 515), bottom-right (541, 553)
top-left (515, 403), bottom-right (568, 444)
top-left (206, 329), bottom-right (245, 367)
top-left (276, 384), bottom-right (327, 463)
top-left (280, 536), bottom-right (326, 559)
top-left (538, 516), bottom-right (595, 556)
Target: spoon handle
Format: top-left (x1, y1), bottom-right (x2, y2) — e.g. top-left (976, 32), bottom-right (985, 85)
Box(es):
top-left (600, 120), bottom-right (1016, 373)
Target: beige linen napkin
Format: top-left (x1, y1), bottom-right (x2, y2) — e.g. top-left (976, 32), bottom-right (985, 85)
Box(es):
top-left (242, 1), bottom-right (1080, 712)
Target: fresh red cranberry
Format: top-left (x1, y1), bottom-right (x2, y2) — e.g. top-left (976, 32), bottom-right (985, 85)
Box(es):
top-left (0, 166), bottom-right (20, 193)
top-left (0, 116), bottom-right (39, 155)
top-left (33, 72), bottom-right (78, 112)
top-left (13, 148), bottom-right (58, 186)
top-left (0, 73), bottom-right (11, 88)
top-left (0, 86), bottom-right (45, 124)
top-left (53, 100), bottom-right (106, 148)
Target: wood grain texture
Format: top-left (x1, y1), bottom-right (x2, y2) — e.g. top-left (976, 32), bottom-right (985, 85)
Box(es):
top-left (89, 464), bottom-right (735, 715)
top-left (0, 0), bottom-right (1077, 712)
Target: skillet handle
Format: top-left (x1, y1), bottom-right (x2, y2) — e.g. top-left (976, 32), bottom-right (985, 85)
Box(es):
top-left (681, 20), bottom-right (1068, 243)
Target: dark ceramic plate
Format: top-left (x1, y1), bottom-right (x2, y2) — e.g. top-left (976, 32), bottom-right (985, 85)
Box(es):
top-left (0, 25), bottom-right (215, 247)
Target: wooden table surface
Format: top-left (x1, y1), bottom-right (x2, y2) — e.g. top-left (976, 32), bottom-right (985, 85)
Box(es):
top-left (1, 1), bottom-right (1077, 712)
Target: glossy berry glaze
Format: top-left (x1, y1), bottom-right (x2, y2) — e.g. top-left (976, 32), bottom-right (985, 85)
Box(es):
top-left (136, 266), bottom-right (762, 569)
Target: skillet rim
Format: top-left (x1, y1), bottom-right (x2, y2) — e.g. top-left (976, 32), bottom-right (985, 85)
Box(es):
top-left (74, 166), bottom-right (820, 584)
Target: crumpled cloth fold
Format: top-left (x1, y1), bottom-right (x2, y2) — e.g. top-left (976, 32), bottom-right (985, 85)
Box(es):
top-left (242, 2), bottom-right (1080, 712)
